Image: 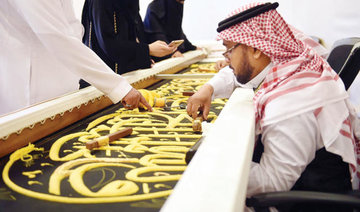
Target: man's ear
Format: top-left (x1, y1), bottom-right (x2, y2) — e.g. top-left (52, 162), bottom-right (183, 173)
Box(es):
top-left (252, 48), bottom-right (262, 59)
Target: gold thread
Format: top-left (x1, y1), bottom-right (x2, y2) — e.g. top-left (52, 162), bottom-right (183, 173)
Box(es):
top-left (113, 12), bottom-right (118, 74)
top-left (88, 21), bottom-right (92, 48)
top-left (113, 12), bottom-right (117, 34)
top-left (96, 136), bottom-right (110, 147)
top-left (2, 63), bottom-right (224, 204)
top-left (254, 81), bottom-right (264, 94)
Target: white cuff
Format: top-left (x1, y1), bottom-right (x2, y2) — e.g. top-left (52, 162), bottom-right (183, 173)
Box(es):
top-left (106, 81), bottom-right (133, 104)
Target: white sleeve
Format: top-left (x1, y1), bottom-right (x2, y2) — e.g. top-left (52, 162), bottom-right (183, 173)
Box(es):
top-left (206, 66), bottom-right (237, 99)
top-left (11, 0), bottom-right (132, 103)
top-left (246, 112), bottom-right (321, 196)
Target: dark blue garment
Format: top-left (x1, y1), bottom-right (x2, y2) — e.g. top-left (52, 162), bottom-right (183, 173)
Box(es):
top-left (143, 0), bottom-right (196, 62)
top-left (80, 0), bottom-right (151, 88)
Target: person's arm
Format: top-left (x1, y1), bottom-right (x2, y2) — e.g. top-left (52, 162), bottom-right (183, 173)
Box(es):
top-left (215, 60), bottom-right (230, 71)
top-left (144, 9), bottom-right (170, 44)
top-left (186, 84), bottom-right (213, 120)
top-left (12, 0), bottom-right (130, 103)
top-left (178, 30), bottom-right (196, 53)
top-left (247, 112), bottom-right (319, 196)
top-left (90, 1), bottom-right (151, 70)
top-left (187, 66), bottom-right (237, 119)
top-left (207, 66), bottom-right (237, 99)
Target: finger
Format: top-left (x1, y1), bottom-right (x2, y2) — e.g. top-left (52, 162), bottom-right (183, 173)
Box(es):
top-left (124, 104), bottom-right (133, 110)
top-left (125, 98), bottom-right (136, 108)
top-left (191, 104), bottom-right (200, 119)
top-left (132, 99), bottom-right (139, 109)
top-left (140, 95), bottom-right (153, 111)
top-left (186, 100), bottom-right (192, 116)
top-left (122, 100), bottom-right (132, 109)
top-left (203, 104), bottom-right (210, 120)
top-left (215, 64), bottom-right (220, 71)
top-left (158, 40), bottom-right (167, 45)
top-left (139, 102), bottom-right (145, 109)
top-left (168, 46), bottom-right (177, 52)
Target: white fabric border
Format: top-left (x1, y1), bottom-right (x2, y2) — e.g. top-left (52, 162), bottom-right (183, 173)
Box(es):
top-left (0, 50), bottom-right (206, 139)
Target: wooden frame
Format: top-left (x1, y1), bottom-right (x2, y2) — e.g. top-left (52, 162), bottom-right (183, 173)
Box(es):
top-left (0, 50), bottom-right (207, 158)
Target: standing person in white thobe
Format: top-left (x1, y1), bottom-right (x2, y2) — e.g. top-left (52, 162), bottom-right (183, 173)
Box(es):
top-left (0, 0), bottom-right (152, 115)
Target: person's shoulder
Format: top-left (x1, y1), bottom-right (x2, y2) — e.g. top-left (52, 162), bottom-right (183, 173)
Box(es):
top-left (89, 0), bottom-right (115, 9)
top-left (147, 0), bottom-right (166, 18)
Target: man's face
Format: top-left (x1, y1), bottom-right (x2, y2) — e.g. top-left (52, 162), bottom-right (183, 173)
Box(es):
top-left (223, 40), bottom-right (254, 84)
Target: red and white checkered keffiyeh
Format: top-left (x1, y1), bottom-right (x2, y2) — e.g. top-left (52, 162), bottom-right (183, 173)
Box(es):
top-left (217, 2), bottom-right (360, 189)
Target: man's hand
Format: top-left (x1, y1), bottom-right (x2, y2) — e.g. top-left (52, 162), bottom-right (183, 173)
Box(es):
top-left (149, 40), bottom-right (177, 57)
top-left (186, 84), bottom-right (214, 120)
top-left (215, 60), bottom-right (229, 71)
top-left (122, 88), bottom-right (153, 111)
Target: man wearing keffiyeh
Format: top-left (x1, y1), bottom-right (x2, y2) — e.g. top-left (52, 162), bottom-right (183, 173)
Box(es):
top-left (187, 2), bottom-right (360, 209)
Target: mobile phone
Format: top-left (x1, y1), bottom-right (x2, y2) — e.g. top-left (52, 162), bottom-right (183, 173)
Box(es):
top-left (168, 39), bottom-right (184, 48)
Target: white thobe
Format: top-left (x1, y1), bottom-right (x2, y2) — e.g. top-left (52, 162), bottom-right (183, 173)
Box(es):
top-left (207, 64), bottom-right (348, 197)
top-left (0, 0), bottom-right (132, 115)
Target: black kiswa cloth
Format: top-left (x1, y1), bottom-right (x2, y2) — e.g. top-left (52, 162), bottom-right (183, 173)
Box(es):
top-left (216, 2), bottom-right (279, 33)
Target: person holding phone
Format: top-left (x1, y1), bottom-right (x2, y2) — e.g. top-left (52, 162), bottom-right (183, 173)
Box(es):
top-left (80, 0), bottom-right (177, 88)
top-left (143, 0), bottom-right (198, 62)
